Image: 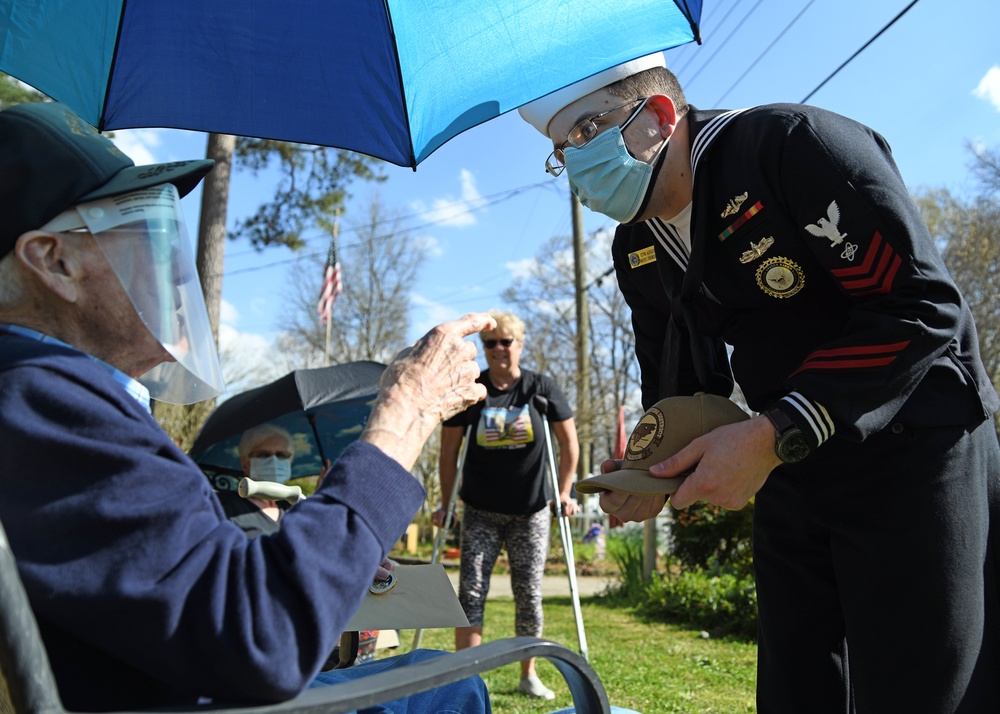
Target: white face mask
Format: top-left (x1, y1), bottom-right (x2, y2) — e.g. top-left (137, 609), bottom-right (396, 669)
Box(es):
top-left (249, 456), bottom-right (293, 484)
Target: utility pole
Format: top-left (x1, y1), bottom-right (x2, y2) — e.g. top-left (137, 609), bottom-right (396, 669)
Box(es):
top-left (571, 193), bottom-right (591, 482)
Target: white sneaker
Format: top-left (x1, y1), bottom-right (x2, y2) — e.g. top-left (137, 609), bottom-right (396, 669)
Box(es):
top-left (517, 673), bottom-right (555, 700)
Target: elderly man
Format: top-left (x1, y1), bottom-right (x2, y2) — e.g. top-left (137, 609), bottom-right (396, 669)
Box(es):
top-left (518, 54), bottom-right (1000, 712)
top-left (0, 101), bottom-right (493, 713)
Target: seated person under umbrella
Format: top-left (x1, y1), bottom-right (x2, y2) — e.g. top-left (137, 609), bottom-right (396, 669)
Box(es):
top-left (216, 423), bottom-right (297, 537)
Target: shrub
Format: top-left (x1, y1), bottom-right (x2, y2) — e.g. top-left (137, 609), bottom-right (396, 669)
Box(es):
top-left (671, 501), bottom-right (754, 577)
top-left (640, 568), bottom-right (758, 640)
top-left (603, 524), bottom-right (759, 640)
top-left (606, 527), bottom-right (647, 600)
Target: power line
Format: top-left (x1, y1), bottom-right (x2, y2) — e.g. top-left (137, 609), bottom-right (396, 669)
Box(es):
top-left (683, 0), bottom-right (765, 89)
top-left (224, 178), bottom-right (555, 261)
top-left (801, 0), bottom-right (921, 103)
top-left (714, 0), bottom-right (820, 106)
top-left (668, 0), bottom-right (738, 78)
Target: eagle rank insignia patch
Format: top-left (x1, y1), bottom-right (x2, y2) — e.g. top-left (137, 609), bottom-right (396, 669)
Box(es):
top-left (804, 200), bottom-right (848, 247)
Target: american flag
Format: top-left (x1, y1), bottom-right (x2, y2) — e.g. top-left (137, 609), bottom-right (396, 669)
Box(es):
top-left (316, 234), bottom-right (343, 324)
top-left (483, 407), bottom-right (531, 444)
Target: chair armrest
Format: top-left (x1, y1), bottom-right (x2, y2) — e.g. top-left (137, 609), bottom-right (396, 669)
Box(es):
top-left (138, 637), bottom-right (609, 714)
top-left (0, 528), bottom-right (63, 714)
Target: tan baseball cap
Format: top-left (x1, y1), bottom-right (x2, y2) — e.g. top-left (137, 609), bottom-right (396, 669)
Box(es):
top-left (576, 394), bottom-right (750, 496)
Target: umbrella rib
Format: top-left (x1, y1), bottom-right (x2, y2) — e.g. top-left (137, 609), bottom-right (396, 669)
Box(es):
top-left (381, 1), bottom-right (418, 170)
top-left (98, 0), bottom-right (130, 131)
top-left (673, 0), bottom-right (703, 44)
top-left (307, 412), bottom-right (328, 468)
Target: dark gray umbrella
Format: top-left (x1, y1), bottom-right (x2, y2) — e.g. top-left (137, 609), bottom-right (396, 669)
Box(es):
top-left (190, 362), bottom-right (385, 489)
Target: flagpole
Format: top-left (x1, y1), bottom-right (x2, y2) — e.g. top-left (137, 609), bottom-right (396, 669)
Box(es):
top-left (323, 210), bottom-right (339, 366)
top-left (323, 306), bottom-right (332, 366)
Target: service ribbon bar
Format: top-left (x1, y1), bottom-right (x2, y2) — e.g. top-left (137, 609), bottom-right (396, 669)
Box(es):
top-left (719, 201), bottom-right (764, 241)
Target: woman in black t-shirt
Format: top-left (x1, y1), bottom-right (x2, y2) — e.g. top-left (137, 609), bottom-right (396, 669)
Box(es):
top-left (434, 311), bottom-right (579, 701)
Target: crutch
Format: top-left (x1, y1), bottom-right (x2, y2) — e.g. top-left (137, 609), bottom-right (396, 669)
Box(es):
top-left (535, 396), bottom-right (589, 661)
top-left (411, 425), bottom-right (472, 650)
top-left (238, 477), bottom-right (305, 504)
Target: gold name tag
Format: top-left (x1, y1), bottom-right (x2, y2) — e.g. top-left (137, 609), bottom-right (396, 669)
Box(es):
top-left (628, 246), bottom-right (656, 268)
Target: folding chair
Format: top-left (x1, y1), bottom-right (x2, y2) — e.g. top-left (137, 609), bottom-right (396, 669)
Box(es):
top-left (0, 517), bottom-right (610, 714)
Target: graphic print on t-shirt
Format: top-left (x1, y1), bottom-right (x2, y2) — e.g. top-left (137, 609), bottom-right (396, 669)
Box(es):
top-left (476, 405), bottom-right (534, 449)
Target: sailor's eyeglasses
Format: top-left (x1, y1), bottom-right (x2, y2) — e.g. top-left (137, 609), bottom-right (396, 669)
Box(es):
top-left (545, 97), bottom-right (649, 176)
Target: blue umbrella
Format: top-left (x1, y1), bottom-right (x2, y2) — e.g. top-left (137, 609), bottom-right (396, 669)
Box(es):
top-left (0, 0), bottom-right (702, 168)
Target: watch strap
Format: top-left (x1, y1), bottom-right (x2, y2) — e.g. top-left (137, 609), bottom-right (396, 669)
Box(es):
top-left (764, 407), bottom-right (796, 435)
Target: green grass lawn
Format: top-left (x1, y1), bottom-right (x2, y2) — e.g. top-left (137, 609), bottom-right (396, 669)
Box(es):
top-left (392, 594), bottom-right (757, 713)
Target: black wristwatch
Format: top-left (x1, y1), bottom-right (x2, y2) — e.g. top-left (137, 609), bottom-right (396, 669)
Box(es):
top-left (764, 408), bottom-right (811, 464)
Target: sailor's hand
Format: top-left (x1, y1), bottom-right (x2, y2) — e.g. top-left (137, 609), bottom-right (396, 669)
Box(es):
top-left (655, 416), bottom-right (779, 510)
top-left (596, 458), bottom-right (666, 524)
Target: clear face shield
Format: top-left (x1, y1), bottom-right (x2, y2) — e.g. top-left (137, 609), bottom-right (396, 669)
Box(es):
top-left (42, 185), bottom-right (225, 404)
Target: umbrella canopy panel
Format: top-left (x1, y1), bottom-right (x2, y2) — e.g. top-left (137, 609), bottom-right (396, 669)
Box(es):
top-left (190, 362), bottom-right (385, 487)
top-left (0, 0), bottom-right (702, 168)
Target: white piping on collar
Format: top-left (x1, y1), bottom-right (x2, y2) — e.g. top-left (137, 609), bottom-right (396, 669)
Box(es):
top-left (690, 108), bottom-right (754, 182)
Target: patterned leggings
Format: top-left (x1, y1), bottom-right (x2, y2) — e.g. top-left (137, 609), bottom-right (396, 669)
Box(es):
top-left (458, 503), bottom-right (550, 636)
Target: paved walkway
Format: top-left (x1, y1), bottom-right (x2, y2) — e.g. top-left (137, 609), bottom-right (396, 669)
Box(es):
top-left (446, 571), bottom-right (615, 599)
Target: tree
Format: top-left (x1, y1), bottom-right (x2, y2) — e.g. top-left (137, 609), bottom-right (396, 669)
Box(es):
top-left (230, 140), bottom-right (383, 250)
top-left (0, 72), bottom-right (46, 108)
top-left (162, 136), bottom-right (384, 444)
top-left (969, 141), bottom-right (1000, 196)
top-left (271, 192), bottom-right (442, 517)
top-left (915, 155), bottom-right (1000, 433)
top-left (502, 229), bottom-right (643, 469)
top-left (277, 192), bottom-right (428, 367)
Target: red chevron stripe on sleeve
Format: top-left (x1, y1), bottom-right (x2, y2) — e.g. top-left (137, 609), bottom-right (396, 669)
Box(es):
top-left (830, 231), bottom-right (902, 296)
top-left (790, 340), bottom-right (911, 376)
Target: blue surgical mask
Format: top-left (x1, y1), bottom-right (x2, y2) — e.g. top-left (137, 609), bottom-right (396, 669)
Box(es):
top-left (249, 456), bottom-right (292, 484)
top-left (565, 127), bottom-right (669, 224)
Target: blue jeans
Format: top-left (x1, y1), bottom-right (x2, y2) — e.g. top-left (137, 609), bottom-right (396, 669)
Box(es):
top-left (310, 649), bottom-right (491, 713)
top-left (550, 704), bottom-right (639, 714)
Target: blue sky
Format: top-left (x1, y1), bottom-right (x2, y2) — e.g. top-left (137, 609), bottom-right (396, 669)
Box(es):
top-left (103, 0), bottom-right (1000, 392)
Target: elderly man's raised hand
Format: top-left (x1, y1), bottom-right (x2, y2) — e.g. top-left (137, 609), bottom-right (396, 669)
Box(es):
top-left (361, 313), bottom-right (496, 471)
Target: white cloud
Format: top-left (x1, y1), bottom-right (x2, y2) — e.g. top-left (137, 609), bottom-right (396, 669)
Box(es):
top-left (109, 128), bottom-right (163, 165)
top-left (409, 293), bottom-right (462, 339)
top-left (506, 249), bottom-right (574, 281)
top-left (249, 297), bottom-right (271, 318)
top-left (217, 323), bottom-right (284, 394)
top-left (972, 65), bottom-right (1000, 112)
top-left (505, 257), bottom-right (538, 280)
top-left (414, 234), bottom-right (443, 257)
top-left (411, 169), bottom-right (487, 227)
top-left (219, 299), bottom-right (240, 326)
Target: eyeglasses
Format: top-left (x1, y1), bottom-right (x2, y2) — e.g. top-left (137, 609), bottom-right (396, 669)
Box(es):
top-left (482, 338), bottom-right (515, 349)
top-left (545, 97), bottom-right (649, 176)
top-left (249, 450), bottom-right (293, 460)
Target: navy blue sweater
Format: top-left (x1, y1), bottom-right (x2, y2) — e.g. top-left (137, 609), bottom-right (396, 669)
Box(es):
top-left (0, 333), bottom-right (424, 711)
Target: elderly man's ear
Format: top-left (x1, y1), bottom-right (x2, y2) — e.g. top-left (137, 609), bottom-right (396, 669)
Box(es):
top-left (14, 231), bottom-right (84, 303)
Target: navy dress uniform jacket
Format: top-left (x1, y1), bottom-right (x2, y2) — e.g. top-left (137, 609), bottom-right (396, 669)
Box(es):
top-left (613, 104), bottom-right (999, 445)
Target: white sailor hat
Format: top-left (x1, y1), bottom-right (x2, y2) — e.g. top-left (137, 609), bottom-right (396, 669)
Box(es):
top-left (517, 52), bottom-right (667, 137)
